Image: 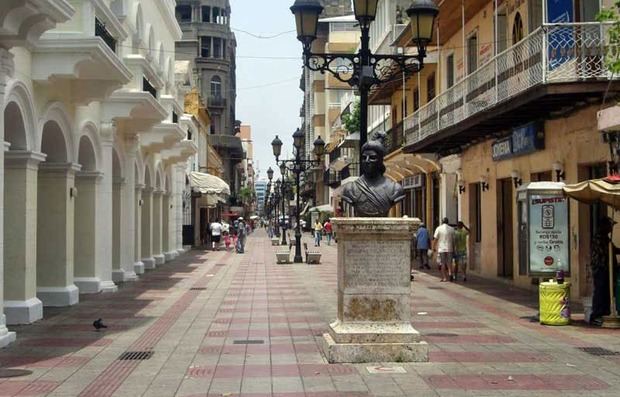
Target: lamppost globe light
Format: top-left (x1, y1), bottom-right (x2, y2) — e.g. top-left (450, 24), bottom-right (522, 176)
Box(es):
top-left (353, 0), bottom-right (379, 26)
top-left (407, 0), bottom-right (440, 54)
top-left (290, 0), bottom-right (324, 48)
top-left (292, 128), bottom-right (305, 149)
top-left (271, 135), bottom-right (283, 159)
top-left (267, 166), bottom-right (274, 181)
top-left (313, 135), bottom-right (326, 158)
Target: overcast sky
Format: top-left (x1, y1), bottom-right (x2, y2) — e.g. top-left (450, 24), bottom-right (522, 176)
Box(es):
top-left (229, 0), bottom-right (304, 182)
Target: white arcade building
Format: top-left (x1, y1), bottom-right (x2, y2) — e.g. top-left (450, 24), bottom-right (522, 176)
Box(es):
top-left (0, 0), bottom-right (198, 347)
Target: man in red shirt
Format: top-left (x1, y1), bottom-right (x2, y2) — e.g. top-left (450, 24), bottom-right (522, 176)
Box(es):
top-left (323, 219), bottom-right (333, 246)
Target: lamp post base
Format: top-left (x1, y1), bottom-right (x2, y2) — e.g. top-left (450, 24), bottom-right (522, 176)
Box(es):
top-left (294, 232), bottom-right (303, 263)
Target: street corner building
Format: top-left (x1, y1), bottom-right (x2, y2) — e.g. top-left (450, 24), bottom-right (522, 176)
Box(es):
top-left (0, 0), bottom-right (199, 346)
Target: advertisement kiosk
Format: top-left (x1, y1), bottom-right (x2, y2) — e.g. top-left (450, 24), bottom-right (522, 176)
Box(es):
top-left (517, 182), bottom-right (571, 325)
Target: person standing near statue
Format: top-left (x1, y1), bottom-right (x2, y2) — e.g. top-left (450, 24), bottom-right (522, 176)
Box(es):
top-left (416, 223), bottom-right (431, 271)
top-left (433, 218), bottom-right (455, 282)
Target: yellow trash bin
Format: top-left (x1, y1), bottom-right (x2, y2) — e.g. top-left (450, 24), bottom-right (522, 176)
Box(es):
top-left (539, 281), bottom-right (571, 325)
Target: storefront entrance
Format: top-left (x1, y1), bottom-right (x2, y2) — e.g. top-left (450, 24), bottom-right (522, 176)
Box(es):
top-left (497, 178), bottom-right (514, 278)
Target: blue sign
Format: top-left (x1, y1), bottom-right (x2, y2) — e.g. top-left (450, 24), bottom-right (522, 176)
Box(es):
top-left (547, 0), bottom-right (574, 70)
top-left (492, 122), bottom-right (544, 161)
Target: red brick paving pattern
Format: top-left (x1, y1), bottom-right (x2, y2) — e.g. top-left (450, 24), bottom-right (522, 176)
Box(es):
top-left (425, 374), bottom-right (608, 390)
top-left (77, 253), bottom-right (228, 397)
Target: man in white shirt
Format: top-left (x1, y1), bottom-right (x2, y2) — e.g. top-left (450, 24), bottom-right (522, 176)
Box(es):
top-left (210, 220), bottom-right (222, 251)
top-left (433, 217), bottom-right (455, 282)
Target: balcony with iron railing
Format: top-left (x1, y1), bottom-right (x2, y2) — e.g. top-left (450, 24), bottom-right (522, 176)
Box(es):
top-left (403, 22), bottom-right (617, 153)
top-left (208, 96), bottom-right (226, 108)
top-left (384, 121), bottom-right (404, 154)
top-left (95, 18), bottom-right (116, 52)
top-left (323, 169), bottom-right (342, 188)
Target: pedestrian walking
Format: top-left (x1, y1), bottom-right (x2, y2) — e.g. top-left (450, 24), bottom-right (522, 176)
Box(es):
top-left (416, 223), bottom-right (431, 271)
top-left (433, 217), bottom-right (455, 282)
top-left (454, 221), bottom-right (470, 282)
top-left (314, 219), bottom-right (323, 247)
top-left (209, 219), bottom-right (222, 251)
top-left (223, 232), bottom-right (231, 252)
top-left (236, 217), bottom-right (247, 254)
top-left (323, 219), bottom-right (333, 246)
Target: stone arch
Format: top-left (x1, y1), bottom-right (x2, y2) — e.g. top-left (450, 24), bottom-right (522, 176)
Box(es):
top-left (38, 102), bottom-right (74, 162)
top-left (112, 135), bottom-right (126, 179)
top-left (76, 121), bottom-right (102, 171)
top-left (4, 80), bottom-right (36, 151)
top-left (144, 162), bottom-right (153, 188)
top-left (77, 135), bottom-right (97, 171)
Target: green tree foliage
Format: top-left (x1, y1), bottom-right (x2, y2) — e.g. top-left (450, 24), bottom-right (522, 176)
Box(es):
top-left (342, 100), bottom-right (360, 134)
top-left (598, 2), bottom-right (620, 74)
top-left (238, 186), bottom-right (252, 204)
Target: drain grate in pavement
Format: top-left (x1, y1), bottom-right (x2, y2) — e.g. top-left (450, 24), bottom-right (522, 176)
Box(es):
top-left (190, 287), bottom-right (207, 291)
top-left (216, 263), bottom-right (226, 266)
top-left (427, 286), bottom-right (444, 290)
top-left (233, 340), bottom-right (264, 345)
top-left (577, 347), bottom-right (620, 356)
top-left (425, 332), bottom-right (458, 337)
top-left (118, 351), bottom-right (154, 360)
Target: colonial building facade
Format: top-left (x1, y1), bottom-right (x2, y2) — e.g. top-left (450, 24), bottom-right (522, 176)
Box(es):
top-left (378, 0), bottom-right (618, 301)
top-left (0, 0), bottom-right (197, 347)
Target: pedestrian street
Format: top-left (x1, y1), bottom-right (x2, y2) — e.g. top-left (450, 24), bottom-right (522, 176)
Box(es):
top-left (0, 230), bottom-right (619, 396)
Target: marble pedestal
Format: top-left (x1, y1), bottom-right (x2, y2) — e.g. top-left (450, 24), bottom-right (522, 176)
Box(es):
top-left (321, 218), bottom-right (428, 363)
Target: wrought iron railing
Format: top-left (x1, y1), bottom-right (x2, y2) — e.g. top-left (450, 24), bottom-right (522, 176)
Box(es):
top-left (208, 96), bottom-right (226, 108)
top-left (323, 169), bottom-right (341, 187)
top-left (95, 18), bottom-right (116, 52)
top-left (340, 162), bottom-right (359, 180)
top-left (143, 77), bottom-right (157, 98)
top-left (329, 145), bottom-right (342, 164)
top-left (404, 22), bottom-right (614, 147)
top-left (384, 121), bottom-right (404, 154)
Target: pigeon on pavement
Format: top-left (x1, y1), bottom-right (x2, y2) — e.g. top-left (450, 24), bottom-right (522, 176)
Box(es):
top-left (93, 318), bottom-right (108, 331)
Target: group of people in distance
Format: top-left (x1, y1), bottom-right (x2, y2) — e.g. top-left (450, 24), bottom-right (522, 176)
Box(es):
top-left (209, 217), bottom-right (250, 254)
top-left (313, 218), bottom-right (333, 247)
top-left (414, 218), bottom-right (470, 282)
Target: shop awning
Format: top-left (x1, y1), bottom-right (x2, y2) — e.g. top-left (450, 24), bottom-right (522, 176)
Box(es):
top-left (563, 175), bottom-right (620, 209)
top-left (189, 171), bottom-right (230, 196)
top-left (309, 204), bottom-right (333, 213)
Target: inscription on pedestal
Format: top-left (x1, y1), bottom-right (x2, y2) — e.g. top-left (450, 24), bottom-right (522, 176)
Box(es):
top-left (344, 240), bottom-right (409, 288)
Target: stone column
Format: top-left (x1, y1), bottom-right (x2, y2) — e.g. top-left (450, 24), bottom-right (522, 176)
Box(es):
top-left (152, 189), bottom-right (164, 265)
top-left (163, 193), bottom-right (174, 261)
top-left (111, 176), bottom-right (127, 281)
top-left (94, 129), bottom-right (117, 292)
top-left (175, 165), bottom-right (186, 254)
top-left (134, 184), bottom-right (144, 274)
top-left (36, 162), bottom-right (80, 307)
top-left (73, 171), bottom-right (107, 294)
top-left (120, 135), bottom-right (139, 279)
top-left (4, 151), bottom-right (45, 324)
top-left (0, 47), bottom-right (16, 345)
top-left (140, 186), bottom-right (155, 269)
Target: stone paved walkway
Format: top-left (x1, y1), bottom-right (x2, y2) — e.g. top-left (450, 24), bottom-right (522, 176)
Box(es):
top-left (0, 230), bottom-right (620, 396)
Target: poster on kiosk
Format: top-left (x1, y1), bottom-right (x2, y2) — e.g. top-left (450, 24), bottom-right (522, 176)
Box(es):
top-left (517, 182), bottom-right (570, 277)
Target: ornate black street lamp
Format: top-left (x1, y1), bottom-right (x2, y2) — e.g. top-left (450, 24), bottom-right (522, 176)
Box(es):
top-left (290, 0), bottom-right (438, 164)
top-left (272, 130), bottom-right (326, 263)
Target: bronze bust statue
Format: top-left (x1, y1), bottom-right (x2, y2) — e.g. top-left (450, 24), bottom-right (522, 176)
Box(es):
top-left (341, 136), bottom-right (405, 217)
